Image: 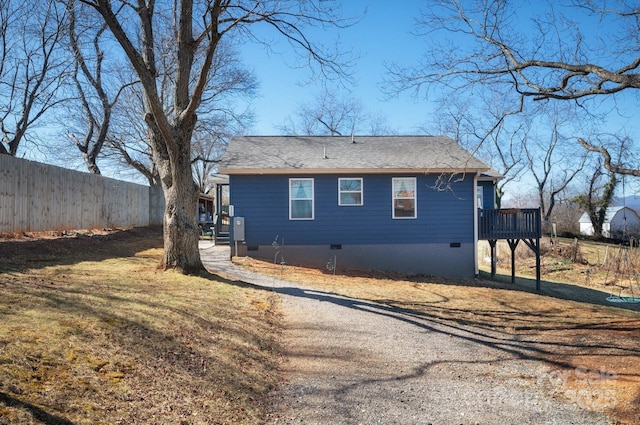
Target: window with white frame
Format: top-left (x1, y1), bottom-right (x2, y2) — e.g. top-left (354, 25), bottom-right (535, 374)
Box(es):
top-left (289, 178), bottom-right (314, 219)
top-left (392, 177), bottom-right (416, 218)
top-left (338, 178), bottom-right (363, 206)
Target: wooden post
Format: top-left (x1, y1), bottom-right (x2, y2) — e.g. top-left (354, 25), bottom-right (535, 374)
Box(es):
top-left (536, 237), bottom-right (541, 291)
top-left (523, 237), bottom-right (542, 292)
top-left (489, 240), bottom-right (497, 278)
top-left (507, 239), bottom-right (519, 284)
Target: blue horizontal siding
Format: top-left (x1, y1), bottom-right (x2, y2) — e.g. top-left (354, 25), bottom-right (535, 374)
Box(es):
top-left (229, 174), bottom-right (475, 246)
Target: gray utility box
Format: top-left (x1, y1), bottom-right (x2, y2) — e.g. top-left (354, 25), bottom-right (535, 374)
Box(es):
top-left (233, 217), bottom-right (245, 241)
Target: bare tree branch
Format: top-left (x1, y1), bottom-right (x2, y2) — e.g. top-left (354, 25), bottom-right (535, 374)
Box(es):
top-left (387, 0), bottom-right (640, 177)
top-left (524, 112), bottom-right (587, 221)
top-left (279, 90), bottom-right (393, 136)
top-left (77, 0), bottom-right (354, 272)
top-left (0, 0), bottom-right (69, 156)
top-left (578, 137), bottom-right (640, 177)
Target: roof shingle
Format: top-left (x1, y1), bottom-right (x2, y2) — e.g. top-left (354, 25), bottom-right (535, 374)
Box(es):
top-left (219, 135), bottom-right (491, 174)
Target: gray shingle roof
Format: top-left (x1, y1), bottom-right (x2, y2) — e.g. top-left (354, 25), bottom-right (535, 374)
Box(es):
top-left (219, 135), bottom-right (491, 174)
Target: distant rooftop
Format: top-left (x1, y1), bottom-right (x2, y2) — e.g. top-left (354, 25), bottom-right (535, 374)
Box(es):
top-left (578, 206), bottom-right (640, 223)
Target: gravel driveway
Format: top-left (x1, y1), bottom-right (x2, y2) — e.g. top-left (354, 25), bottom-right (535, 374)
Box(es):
top-left (201, 244), bottom-right (612, 425)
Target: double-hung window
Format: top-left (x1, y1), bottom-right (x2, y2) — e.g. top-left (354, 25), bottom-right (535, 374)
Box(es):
top-left (338, 178), bottom-right (363, 206)
top-left (289, 178), bottom-right (314, 220)
top-left (392, 177), bottom-right (416, 218)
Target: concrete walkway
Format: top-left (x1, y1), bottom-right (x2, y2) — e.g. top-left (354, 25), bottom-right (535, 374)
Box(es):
top-left (199, 242), bottom-right (612, 425)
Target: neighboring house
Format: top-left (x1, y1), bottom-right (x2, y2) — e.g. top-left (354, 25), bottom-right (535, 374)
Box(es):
top-left (579, 206), bottom-right (640, 239)
top-left (219, 135), bottom-right (498, 278)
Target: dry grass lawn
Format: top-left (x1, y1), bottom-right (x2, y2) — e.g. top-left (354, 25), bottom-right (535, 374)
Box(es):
top-left (233, 241), bottom-right (640, 425)
top-left (0, 227), bottom-right (280, 425)
top-left (1, 228), bottom-right (639, 424)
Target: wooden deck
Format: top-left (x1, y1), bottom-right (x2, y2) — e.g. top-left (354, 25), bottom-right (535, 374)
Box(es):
top-left (478, 208), bottom-right (541, 240)
top-left (478, 208), bottom-right (542, 291)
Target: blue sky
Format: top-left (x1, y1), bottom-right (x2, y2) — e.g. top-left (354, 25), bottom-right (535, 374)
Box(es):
top-left (238, 1), bottom-right (640, 142)
top-left (233, 1), bottom-right (640, 200)
top-left (24, 1), bottom-right (637, 197)
top-left (240, 1), bottom-right (431, 135)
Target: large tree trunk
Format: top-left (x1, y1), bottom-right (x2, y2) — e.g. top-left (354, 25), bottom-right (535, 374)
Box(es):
top-left (149, 114), bottom-right (203, 273)
top-left (161, 168), bottom-right (202, 273)
top-left (587, 203), bottom-right (609, 240)
top-left (87, 0), bottom-right (352, 274)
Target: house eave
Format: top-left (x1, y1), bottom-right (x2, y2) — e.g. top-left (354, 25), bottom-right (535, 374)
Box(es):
top-left (219, 167), bottom-right (489, 175)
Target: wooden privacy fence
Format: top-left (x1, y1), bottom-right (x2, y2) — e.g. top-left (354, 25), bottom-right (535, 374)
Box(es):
top-left (0, 155), bottom-right (163, 233)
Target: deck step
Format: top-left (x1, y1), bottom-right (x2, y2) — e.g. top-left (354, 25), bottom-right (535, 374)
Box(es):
top-left (215, 236), bottom-right (230, 245)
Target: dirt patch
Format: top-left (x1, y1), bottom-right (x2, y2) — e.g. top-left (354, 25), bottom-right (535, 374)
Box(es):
top-left (481, 238), bottom-right (640, 300)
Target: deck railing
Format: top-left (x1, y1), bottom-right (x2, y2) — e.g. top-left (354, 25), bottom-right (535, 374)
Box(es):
top-left (478, 208), bottom-right (541, 240)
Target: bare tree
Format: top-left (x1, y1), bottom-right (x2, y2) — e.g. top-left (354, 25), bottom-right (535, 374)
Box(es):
top-left (431, 95), bottom-right (526, 208)
top-left (573, 135), bottom-right (630, 238)
top-left (0, 0), bottom-right (68, 156)
top-left (574, 160), bottom-right (618, 239)
top-left (577, 137), bottom-right (640, 177)
top-left (65, 0), bottom-right (137, 174)
top-left (105, 82), bottom-right (161, 186)
top-left (488, 120), bottom-right (527, 209)
top-left (388, 0), bottom-right (640, 176)
top-left (548, 192), bottom-right (583, 236)
top-left (191, 108), bottom-right (254, 192)
top-left (79, 0), bottom-right (354, 273)
top-left (524, 113), bottom-right (587, 222)
top-left (105, 38), bottom-right (257, 190)
top-left (280, 90), bottom-right (392, 136)
top-left (190, 41), bottom-right (257, 191)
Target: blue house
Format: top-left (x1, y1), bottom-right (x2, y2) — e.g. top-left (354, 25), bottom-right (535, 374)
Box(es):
top-left (219, 135), bottom-right (498, 278)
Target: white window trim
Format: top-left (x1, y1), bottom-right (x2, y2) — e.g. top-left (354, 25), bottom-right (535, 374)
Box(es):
top-left (289, 178), bottom-right (314, 220)
top-left (392, 177), bottom-right (417, 219)
top-left (476, 185), bottom-right (484, 210)
top-left (338, 177), bottom-right (364, 206)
